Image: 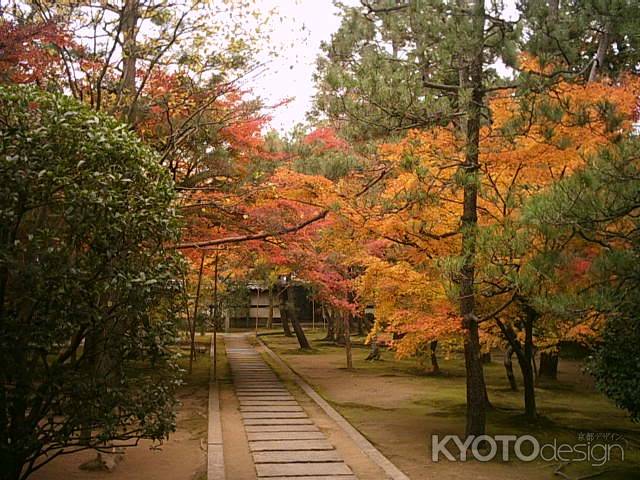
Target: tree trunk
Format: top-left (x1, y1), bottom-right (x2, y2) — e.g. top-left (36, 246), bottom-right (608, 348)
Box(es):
top-left (322, 305), bottom-right (335, 341)
top-left (518, 355), bottom-right (536, 421)
top-left (588, 21), bottom-right (612, 83)
top-left (496, 317), bottom-right (536, 421)
top-left (366, 335), bottom-right (381, 361)
top-left (335, 309), bottom-right (345, 345)
top-left (427, 340), bottom-right (439, 374)
top-left (458, 0), bottom-right (487, 438)
top-left (539, 351), bottom-right (559, 379)
top-left (344, 312), bottom-right (353, 369)
top-left (357, 314), bottom-right (364, 336)
top-left (522, 307), bottom-right (537, 421)
top-left (120, 0), bottom-right (139, 123)
top-left (481, 352), bottom-right (492, 364)
top-left (504, 346), bottom-right (518, 391)
top-left (279, 288), bottom-right (293, 337)
top-left (190, 251), bottom-right (205, 373)
top-left (286, 287), bottom-right (310, 349)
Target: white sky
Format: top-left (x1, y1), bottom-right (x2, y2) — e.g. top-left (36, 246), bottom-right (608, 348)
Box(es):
top-left (250, 0), bottom-right (354, 133)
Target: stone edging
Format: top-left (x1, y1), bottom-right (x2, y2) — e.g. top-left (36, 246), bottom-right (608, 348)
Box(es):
top-left (207, 335), bottom-right (225, 480)
top-left (256, 335), bottom-right (411, 480)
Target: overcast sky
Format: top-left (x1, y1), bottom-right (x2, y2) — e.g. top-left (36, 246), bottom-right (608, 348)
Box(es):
top-left (250, 0), bottom-right (354, 133)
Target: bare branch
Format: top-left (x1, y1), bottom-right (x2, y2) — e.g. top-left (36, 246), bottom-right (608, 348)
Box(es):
top-left (174, 210), bottom-right (329, 249)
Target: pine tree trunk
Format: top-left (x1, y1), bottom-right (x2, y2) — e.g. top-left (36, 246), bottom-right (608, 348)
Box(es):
top-left (121, 0), bottom-right (139, 123)
top-left (458, 0), bottom-right (487, 438)
top-left (504, 346), bottom-right (518, 391)
top-left (496, 318), bottom-right (536, 420)
top-left (588, 21), bottom-right (612, 82)
top-left (522, 307), bottom-right (537, 421)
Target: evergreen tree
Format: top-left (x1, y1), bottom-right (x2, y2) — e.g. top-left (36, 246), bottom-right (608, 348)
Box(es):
top-left (526, 137), bottom-right (640, 421)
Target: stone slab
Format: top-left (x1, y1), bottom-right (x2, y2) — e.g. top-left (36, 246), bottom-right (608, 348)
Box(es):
top-left (236, 390), bottom-right (293, 401)
top-left (235, 390), bottom-right (290, 394)
top-left (244, 418), bottom-right (313, 426)
top-left (248, 431), bottom-right (326, 441)
top-left (234, 384), bottom-right (282, 388)
top-left (252, 449), bottom-right (341, 463)
top-left (249, 439), bottom-right (333, 451)
top-left (261, 477), bottom-right (357, 480)
top-left (245, 425), bottom-right (320, 433)
top-left (240, 406), bottom-right (303, 412)
top-left (242, 412), bottom-right (307, 419)
top-left (255, 462), bottom-right (353, 477)
top-left (237, 396), bottom-right (294, 401)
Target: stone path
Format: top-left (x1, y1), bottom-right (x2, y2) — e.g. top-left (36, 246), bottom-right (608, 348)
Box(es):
top-left (225, 335), bottom-right (357, 480)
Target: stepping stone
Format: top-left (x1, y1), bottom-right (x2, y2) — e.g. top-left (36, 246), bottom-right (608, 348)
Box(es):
top-left (235, 386), bottom-right (283, 390)
top-left (240, 406), bottom-right (303, 412)
top-left (235, 385), bottom-right (285, 388)
top-left (235, 383), bottom-right (282, 387)
top-left (252, 449), bottom-right (341, 463)
top-left (262, 477), bottom-right (357, 480)
top-left (237, 396), bottom-right (294, 401)
top-left (239, 401), bottom-right (299, 406)
top-left (249, 439), bottom-right (333, 451)
top-left (248, 431), bottom-right (325, 441)
top-left (237, 393), bottom-right (292, 398)
top-left (242, 412), bottom-right (307, 419)
top-left (234, 373), bottom-right (276, 376)
top-left (234, 373), bottom-right (276, 375)
top-left (245, 424), bottom-right (320, 433)
top-left (255, 462), bottom-right (353, 477)
top-left (237, 394), bottom-right (291, 398)
top-left (244, 418), bottom-right (313, 426)
top-left (235, 376), bottom-right (279, 379)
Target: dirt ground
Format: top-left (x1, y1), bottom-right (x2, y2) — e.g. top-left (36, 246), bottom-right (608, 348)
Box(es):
top-left (261, 330), bottom-right (640, 480)
top-left (31, 351), bottom-right (210, 480)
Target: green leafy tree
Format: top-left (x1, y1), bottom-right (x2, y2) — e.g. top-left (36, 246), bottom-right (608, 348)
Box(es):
top-left (0, 86), bottom-right (183, 480)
